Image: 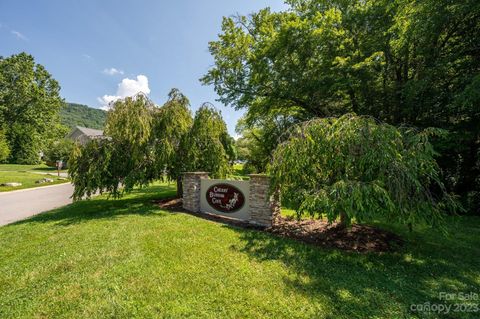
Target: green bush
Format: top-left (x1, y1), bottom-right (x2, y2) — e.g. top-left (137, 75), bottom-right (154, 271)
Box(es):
top-left (43, 139), bottom-right (75, 165)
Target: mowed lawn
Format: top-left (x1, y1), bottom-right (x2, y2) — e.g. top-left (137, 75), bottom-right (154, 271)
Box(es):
top-left (0, 164), bottom-right (51, 172)
top-left (0, 164), bottom-right (68, 192)
top-left (0, 184), bottom-right (479, 318)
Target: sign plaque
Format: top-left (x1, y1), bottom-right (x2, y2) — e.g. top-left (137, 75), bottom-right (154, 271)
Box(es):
top-left (206, 183), bottom-right (246, 213)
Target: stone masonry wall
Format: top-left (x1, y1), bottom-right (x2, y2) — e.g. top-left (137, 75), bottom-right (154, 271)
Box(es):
top-left (182, 172), bottom-right (209, 212)
top-left (248, 174), bottom-right (279, 227)
top-left (182, 172), bottom-right (279, 227)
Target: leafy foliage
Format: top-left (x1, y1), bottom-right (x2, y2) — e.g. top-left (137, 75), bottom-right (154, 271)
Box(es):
top-left (235, 112), bottom-right (299, 173)
top-left (61, 103), bottom-right (107, 130)
top-left (269, 114), bottom-right (457, 229)
top-left (43, 139), bottom-right (75, 164)
top-left (235, 137), bottom-right (249, 162)
top-left (151, 89), bottom-right (192, 184)
top-left (69, 91), bottom-right (234, 200)
top-left (0, 52), bottom-right (66, 164)
top-left (183, 104), bottom-right (233, 178)
top-left (203, 0), bottom-right (480, 214)
top-left (69, 94), bottom-right (156, 200)
top-left (8, 123), bottom-right (42, 164)
top-left (0, 129), bottom-right (10, 162)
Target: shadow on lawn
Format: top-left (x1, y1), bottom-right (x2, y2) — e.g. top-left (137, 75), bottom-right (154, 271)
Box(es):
top-left (9, 183), bottom-right (480, 317)
top-left (13, 184), bottom-right (177, 227)
top-left (229, 218), bottom-right (480, 318)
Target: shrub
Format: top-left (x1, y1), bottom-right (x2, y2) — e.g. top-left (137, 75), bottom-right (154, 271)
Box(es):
top-left (43, 139), bottom-right (75, 165)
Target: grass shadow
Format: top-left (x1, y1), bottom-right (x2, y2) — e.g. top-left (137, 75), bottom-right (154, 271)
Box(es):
top-left (12, 184), bottom-right (177, 227)
top-left (6, 180), bottom-right (479, 317)
top-left (228, 217), bottom-right (480, 318)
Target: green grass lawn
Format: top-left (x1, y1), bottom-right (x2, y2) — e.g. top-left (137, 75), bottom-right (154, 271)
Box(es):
top-left (226, 163), bottom-right (250, 180)
top-left (0, 183), bottom-right (479, 318)
top-left (0, 171), bottom-right (68, 192)
top-left (0, 163), bottom-right (68, 173)
top-left (0, 164), bottom-right (69, 192)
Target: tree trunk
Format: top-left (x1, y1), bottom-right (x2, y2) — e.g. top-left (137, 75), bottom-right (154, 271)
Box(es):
top-left (339, 212), bottom-right (348, 228)
top-left (176, 175), bottom-right (183, 198)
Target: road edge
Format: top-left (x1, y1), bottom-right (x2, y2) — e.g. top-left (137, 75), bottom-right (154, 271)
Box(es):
top-left (0, 182), bottom-right (72, 196)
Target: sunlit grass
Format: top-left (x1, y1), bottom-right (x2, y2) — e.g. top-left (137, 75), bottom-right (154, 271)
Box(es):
top-left (0, 170), bottom-right (68, 192)
top-left (0, 163), bottom-right (51, 171)
top-left (227, 163), bottom-right (249, 180)
top-left (0, 183), bottom-right (478, 318)
top-left (0, 163), bottom-right (68, 173)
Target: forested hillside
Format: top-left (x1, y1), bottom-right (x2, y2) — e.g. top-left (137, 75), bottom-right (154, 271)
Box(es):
top-left (60, 103), bottom-right (107, 130)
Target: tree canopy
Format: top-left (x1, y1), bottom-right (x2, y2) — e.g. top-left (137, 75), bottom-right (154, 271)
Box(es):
top-left (203, 0), bottom-right (480, 214)
top-left (183, 104), bottom-right (234, 178)
top-left (151, 88), bottom-right (193, 195)
top-left (43, 139), bottom-right (75, 164)
top-left (269, 114), bottom-right (457, 229)
top-left (70, 93), bottom-right (157, 199)
top-left (0, 129), bottom-right (10, 162)
top-left (0, 52), bottom-right (66, 164)
top-left (69, 90), bottom-right (234, 200)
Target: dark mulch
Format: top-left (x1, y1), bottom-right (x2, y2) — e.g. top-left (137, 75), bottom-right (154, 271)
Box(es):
top-left (154, 197), bottom-right (403, 253)
top-left (268, 216), bottom-right (403, 253)
top-left (154, 197), bottom-right (184, 210)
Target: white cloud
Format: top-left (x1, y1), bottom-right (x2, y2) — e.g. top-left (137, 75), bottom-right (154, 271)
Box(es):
top-left (11, 30), bottom-right (28, 41)
top-left (102, 67), bottom-right (124, 76)
top-left (98, 75), bottom-right (150, 110)
top-left (82, 54), bottom-right (92, 60)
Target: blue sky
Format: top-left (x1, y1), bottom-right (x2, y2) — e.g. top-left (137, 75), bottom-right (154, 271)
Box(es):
top-left (0, 0), bottom-right (287, 136)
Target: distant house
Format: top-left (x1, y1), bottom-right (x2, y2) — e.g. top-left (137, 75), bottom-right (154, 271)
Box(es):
top-left (67, 126), bottom-right (104, 145)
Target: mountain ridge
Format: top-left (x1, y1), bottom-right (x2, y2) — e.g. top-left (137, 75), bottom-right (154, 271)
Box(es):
top-left (60, 103), bottom-right (107, 130)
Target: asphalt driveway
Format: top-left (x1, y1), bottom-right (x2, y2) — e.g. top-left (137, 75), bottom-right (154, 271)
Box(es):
top-left (0, 183), bottom-right (73, 226)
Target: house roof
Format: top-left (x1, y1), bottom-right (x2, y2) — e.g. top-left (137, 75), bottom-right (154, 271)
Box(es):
top-left (74, 126), bottom-right (104, 137)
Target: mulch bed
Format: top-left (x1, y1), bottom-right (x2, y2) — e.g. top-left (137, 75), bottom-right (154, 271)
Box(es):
top-left (268, 216), bottom-right (403, 253)
top-left (154, 197), bottom-right (184, 210)
top-left (153, 197), bottom-right (403, 253)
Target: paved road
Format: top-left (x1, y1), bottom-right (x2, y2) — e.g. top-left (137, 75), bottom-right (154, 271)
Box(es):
top-left (0, 183), bottom-right (74, 226)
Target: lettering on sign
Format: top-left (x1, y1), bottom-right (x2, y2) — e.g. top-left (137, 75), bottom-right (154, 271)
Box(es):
top-left (206, 183), bottom-right (245, 213)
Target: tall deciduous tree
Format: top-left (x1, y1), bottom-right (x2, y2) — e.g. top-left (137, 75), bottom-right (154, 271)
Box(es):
top-left (0, 52), bottom-right (66, 163)
top-left (203, 0), bottom-right (480, 214)
top-left (152, 88), bottom-right (193, 196)
top-left (183, 104), bottom-right (233, 178)
top-left (269, 114), bottom-right (457, 230)
top-left (69, 91), bottom-right (235, 200)
top-left (69, 93), bottom-right (156, 200)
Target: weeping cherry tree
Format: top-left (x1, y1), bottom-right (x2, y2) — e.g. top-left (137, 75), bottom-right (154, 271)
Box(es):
top-left (151, 88), bottom-right (193, 196)
top-left (268, 114), bottom-right (458, 230)
top-left (183, 103), bottom-right (234, 178)
top-left (69, 93), bottom-right (156, 200)
top-left (69, 91), bottom-right (235, 200)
